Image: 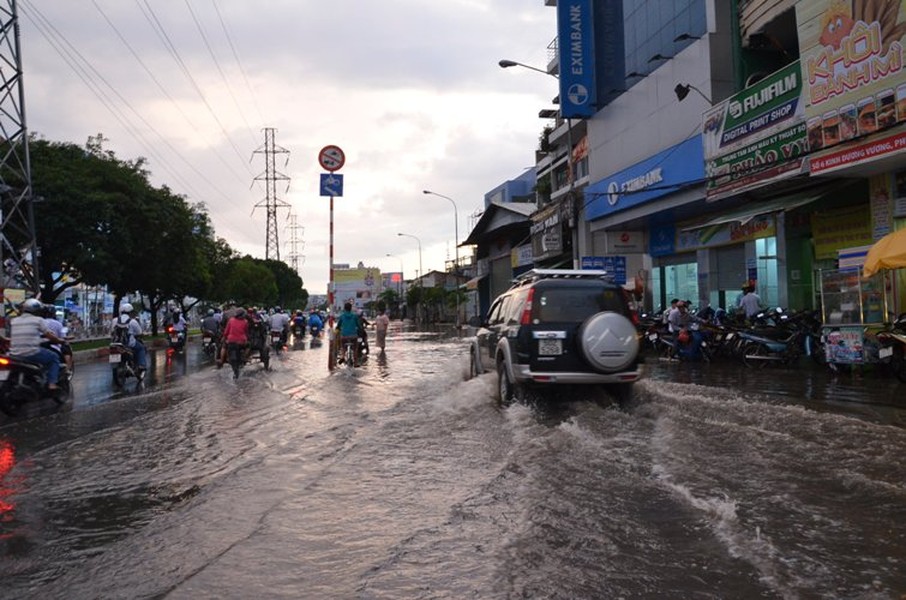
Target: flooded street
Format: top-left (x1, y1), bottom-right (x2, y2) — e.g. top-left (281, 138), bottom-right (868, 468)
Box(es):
top-left (2, 327), bottom-right (906, 599)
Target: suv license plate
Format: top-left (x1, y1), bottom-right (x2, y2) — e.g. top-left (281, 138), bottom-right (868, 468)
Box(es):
top-left (539, 339), bottom-right (562, 356)
top-left (880, 346), bottom-right (894, 359)
top-left (109, 353), bottom-right (121, 363)
top-left (0, 370), bottom-right (8, 381)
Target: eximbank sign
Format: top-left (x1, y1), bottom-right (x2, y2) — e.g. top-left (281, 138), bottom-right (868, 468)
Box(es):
top-left (557, 0), bottom-right (596, 119)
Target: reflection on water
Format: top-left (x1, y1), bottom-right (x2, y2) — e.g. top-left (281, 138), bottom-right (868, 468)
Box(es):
top-left (642, 354), bottom-right (906, 426)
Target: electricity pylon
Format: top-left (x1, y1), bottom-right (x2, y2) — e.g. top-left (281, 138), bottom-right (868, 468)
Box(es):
top-left (253, 127), bottom-right (290, 261)
top-left (285, 212), bottom-right (304, 273)
top-left (0, 1), bottom-right (39, 294)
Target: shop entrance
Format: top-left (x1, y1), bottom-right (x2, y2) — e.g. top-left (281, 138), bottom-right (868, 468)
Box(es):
top-left (652, 254), bottom-right (698, 312)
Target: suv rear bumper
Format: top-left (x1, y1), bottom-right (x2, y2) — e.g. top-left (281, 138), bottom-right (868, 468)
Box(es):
top-left (512, 364), bottom-right (640, 385)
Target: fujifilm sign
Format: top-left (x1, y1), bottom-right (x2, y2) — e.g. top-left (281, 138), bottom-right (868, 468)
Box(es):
top-left (728, 72), bottom-right (798, 119)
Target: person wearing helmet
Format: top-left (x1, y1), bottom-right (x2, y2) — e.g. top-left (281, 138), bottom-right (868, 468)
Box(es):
top-left (219, 307), bottom-right (250, 375)
top-left (201, 309), bottom-right (220, 341)
top-left (112, 302), bottom-right (147, 372)
top-left (268, 305), bottom-right (290, 345)
top-left (9, 298), bottom-right (68, 393)
top-left (43, 304), bottom-right (73, 376)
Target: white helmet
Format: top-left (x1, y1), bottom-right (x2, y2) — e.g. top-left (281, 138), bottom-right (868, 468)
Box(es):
top-left (120, 302), bottom-right (134, 314)
top-left (21, 298), bottom-right (43, 314)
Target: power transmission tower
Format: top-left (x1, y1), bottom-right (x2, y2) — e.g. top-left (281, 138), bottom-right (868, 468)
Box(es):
top-left (0, 1), bottom-right (39, 295)
top-left (285, 212), bottom-right (304, 273)
top-left (253, 128), bottom-right (290, 261)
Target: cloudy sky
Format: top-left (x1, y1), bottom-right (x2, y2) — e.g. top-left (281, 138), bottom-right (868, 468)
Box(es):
top-left (17, 0), bottom-right (556, 294)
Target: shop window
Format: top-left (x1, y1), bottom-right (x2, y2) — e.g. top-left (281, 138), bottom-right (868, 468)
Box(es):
top-left (654, 262), bottom-right (698, 311)
top-left (756, 237), bottom-right (779, 307)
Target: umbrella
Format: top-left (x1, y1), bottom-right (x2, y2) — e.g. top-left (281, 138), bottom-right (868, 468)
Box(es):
top-left (863, 228), bottom-right (906, 278)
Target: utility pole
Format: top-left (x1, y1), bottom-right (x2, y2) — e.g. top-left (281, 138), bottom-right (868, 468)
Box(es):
top-left (0, 1), bottom-right (39, 297)
top-left (285, 212), bottom-right (305, 274)
top-left (253, 128), bottom-right (290, 261)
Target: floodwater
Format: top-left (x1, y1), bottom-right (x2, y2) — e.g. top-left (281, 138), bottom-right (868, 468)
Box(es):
top-left (1, 326), bottom-right (905, 599)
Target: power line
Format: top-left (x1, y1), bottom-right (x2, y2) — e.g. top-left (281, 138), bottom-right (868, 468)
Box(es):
top-left (183, 0), bottom-right (258, 149)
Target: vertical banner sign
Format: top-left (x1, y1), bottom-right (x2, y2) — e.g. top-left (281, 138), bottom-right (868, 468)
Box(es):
top-left (557, 0), bottom-right (596, 119)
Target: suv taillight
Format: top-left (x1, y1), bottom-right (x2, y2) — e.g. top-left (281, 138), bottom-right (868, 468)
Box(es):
top-left (0, 356), bottom-right (9, 367)
top-left (520, 288), bottom-right (535, 325)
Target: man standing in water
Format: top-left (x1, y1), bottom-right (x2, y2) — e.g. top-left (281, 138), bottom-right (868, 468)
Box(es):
top-left (374, 303), bottom-right (390, 353)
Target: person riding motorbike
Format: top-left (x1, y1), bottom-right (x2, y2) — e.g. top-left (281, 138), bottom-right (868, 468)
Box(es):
top-left (43, 304), bottom-right (74, 375)
top-left (308, 311), bottom-right (324, 337)
top-left (201, 308), bottom-right (220, 340)
top-left (336, 302), bottom-right (360, 364)
top-left (292, 310), bottom-right (307, 338)
top-left (9, 298), bottom-right (68, 395)
top-left (219, 308), bottom-right (250, 375)
top-left (268, 306), bottom-right (290, 345)
top-left (170, 310), bottom-right (187, 333)
top-left (112, 302), bottom-right (148, 373)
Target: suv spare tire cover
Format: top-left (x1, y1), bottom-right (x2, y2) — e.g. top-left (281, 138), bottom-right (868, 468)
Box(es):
top-left (578, 311), bottom-right (640, 373)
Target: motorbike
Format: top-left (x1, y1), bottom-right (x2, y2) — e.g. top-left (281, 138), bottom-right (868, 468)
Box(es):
top-left (310, 322), bottom-right (323, 338)
top-left (292, 320), bottom-right (306, 340)
top-left (109, 342), bottom-right (145, 387)
top-left (201, 330), bottom-right (219, 358)
top-left (0, 351), bottom-right (72, 416)
top-left (166, 325), bottom-right (186, 351)
top-left (270, 329), bottom-right (287, 354)
top-left (877, 313), bottom-right (906, 382)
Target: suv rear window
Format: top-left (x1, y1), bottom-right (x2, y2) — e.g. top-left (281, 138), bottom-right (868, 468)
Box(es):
top-left (534, 286), bottom-right (625, 323)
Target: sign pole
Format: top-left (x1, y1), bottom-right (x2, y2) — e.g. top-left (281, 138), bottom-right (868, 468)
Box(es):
top-left (318, 144), bottom-right (345, 371)
top-left (328, 193), bottom-right (336, 370)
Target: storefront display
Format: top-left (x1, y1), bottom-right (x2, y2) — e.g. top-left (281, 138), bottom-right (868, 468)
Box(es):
top-left (818, 268), bottom-right (886, 364)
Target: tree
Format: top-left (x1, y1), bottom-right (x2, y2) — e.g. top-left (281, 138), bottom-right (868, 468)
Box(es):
top-left (261, 258), bottom-right (307, 309)
top-left (224, 257), bottom-right (278, 306)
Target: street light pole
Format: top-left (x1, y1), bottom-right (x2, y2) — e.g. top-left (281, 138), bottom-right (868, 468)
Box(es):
top-left (396, 233), bottom-right (422, 281)
top-left (422, 189), bottom-right (462, 327)
top-left (499, 58), bottom-right (578, 268)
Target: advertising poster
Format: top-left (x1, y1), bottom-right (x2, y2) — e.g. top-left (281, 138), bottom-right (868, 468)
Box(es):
top-left (702, 61), bottom-right (806, 199)
top-left (811, 204), bottom-right (873, 259)
top-left (797, 0), bottom-right (906, 165)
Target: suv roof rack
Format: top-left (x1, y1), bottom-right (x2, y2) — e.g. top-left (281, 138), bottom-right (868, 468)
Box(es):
top-left (513, 269), bottom-right (611, 284)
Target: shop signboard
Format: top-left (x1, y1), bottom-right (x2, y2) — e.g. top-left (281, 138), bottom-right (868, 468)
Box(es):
top-left (585, 136), bottom-right (704, 220)
top-left (511, 244), bottom-right (533, 268)
top-left (797, 0), bottom-right (906, 165)
top-left (811, 204), bottom-right (873, 260)
top-left (703, 61), bottom-right (806, 200)
top-left (580, 256), bottom-right (626, 284)
top-left (676, 214), bottom-right (777, 252)
top-left (531, 201), bottom-right (566, 261)
top-left (605, 230), bottom-right (644, 253)
top-left (556, 0), bottom-right (596, 119)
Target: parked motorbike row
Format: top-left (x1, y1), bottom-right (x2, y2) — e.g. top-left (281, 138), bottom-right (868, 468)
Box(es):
top-left (639, 306), bottom-right (825, 368)
top-left (639, 305), bottom-right (906, 381)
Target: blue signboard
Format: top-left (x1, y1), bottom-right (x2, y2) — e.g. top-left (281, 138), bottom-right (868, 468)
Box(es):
top-left (648, 223), bottom-right (676, 257)
top-left (320, 173), bottom-right (344, 197)
top-left (557, 0), bottom-right (596, 119)
top-left (581, 255), bottom-right (626, 284)
top-left (585, 135), bottom-right (704, 221)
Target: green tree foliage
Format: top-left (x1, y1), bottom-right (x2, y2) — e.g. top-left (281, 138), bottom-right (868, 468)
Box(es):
top-left (261, 258), bottom-right (307, 309)
top-left (225, 257), bottom-right (278, 306)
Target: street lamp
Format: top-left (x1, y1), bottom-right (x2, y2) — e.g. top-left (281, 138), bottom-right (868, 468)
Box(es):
top-left (423, 189), bottom-right (461, 326)
top-left (421, 190), bottom-right (459, 274)
top-left (499, 57), bottom-right (577, 267)
top-left (397, 233), bottom-right (422, 281)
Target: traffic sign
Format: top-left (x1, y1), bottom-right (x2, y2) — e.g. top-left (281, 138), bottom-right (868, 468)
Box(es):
top-left (320, 173), bottom-right (343, 197)
top-left (318, 145), bottom-right (345, 172)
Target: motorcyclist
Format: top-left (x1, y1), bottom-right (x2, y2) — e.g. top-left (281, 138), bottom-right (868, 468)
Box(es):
top-left (43, 304), bottom-right (73, 375)
top-left (9, 298), bottom-right (68, 394)
top-left (170, 310), bottom-right (187, 333)
top-left (292, 310), bottom-right (307, 338)
top-left (335, 302), bottom-right (360, 364)
top-left (201, 309), bottom-right (220, 341)
top-left (268, 306), bottom-right (290, 345)
top-left (220, 308), bottom-right (250, 376)
top-left (308, 311), bottom-right (324, 337)
top-left (112, 302), bottom-right (147, 373)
